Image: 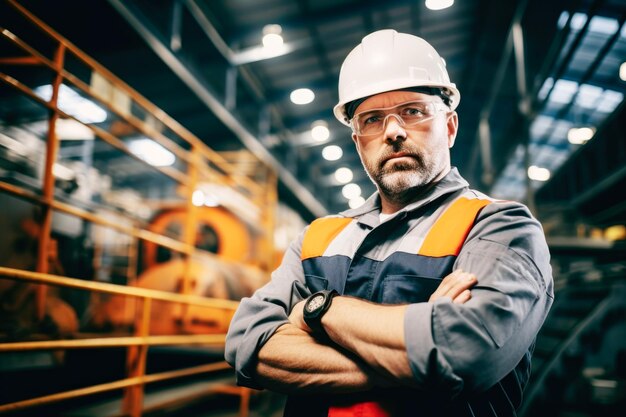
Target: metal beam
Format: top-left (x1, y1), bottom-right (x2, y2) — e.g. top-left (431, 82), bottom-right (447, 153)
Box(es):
top-left (107, 0), bottom-right (327, 219)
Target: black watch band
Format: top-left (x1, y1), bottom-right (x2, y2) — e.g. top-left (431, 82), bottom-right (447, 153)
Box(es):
top-left (303, 289), bottom-right (338, 335)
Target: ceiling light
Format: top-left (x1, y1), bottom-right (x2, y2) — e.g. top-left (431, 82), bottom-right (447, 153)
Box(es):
top-left (192, 189), bottom-right (205, 207)
top-left (290, 88), bottom-right (315, 105)
top-left (52, 163), bottom-right (75, 181)
top-left (567, 127), bottom-right (595, 144)
top-left (342, 183), bottom-right (362, 199)
top-left (527, 165), bottom-right (551, 182)
top-left (620, 62), bottom-right (626, 82)
top-left (55, 118), bottom-right (95, 140)
top-left (262, 24), bottom-right (284, 52)
top-left (349, 196), bottom-right (365, 209)
top-left (334, 167), bottom-right (353, 184)
top-left (425, 0), bottom-right (454, 11)
top-left (34, 84), bottom-right (107, 124)
top-left (128, 138), bottom-right (176, 167)
top-left (311, 120), bottom-right (330, 142)
top-left (322, 145), bottom-right (342, 161)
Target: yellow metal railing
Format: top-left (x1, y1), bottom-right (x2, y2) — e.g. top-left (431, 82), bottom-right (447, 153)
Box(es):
top-left (0, 1), bottom-right (275, 415)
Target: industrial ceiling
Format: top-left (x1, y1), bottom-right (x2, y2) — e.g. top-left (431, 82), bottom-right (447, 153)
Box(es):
top-left (1, 0), bottom-right (625, 227)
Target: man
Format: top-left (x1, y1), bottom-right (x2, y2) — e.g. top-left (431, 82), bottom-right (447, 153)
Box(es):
top-left (225, 29), bottom-right (554, 417)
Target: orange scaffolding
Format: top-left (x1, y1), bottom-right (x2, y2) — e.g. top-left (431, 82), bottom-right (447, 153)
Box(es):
top-left (0, 1), bottom-right (277, 415)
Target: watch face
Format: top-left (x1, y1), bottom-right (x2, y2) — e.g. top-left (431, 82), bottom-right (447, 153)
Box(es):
top-left (306, 294), bottom-right (325, 313)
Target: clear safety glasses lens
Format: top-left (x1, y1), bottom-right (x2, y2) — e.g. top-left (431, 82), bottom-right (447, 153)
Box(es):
top-left (351, 100), bottom-right (448, 136)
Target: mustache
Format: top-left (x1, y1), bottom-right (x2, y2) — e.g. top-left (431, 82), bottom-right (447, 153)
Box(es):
top-left (378, 145), bottom-right (422, 166)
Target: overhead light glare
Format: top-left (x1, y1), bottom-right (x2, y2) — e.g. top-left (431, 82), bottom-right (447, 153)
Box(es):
top-left (35, 84), bottom-right (107, 123)
top-left (192, 190), bottom-right (205, 207)
top-left (128, 138), bottom-right (176, 167)
top-left (290, 88), bottom-right (315, 105)
top-left (527, 165), bottom-right (551, 182)
top-left (349, 196), bottom-right (365, 209)
top-left (52, 163), bottom-right (75, 181)
top-left (620, 62), bottom-right (626, 82)
top-left (342, 183), bottom-right (362, 199)
top-left (567, 127), bottom-right (595, 144)
top-left (262, 25), bottom-right (284, 53)
top-left (425, 0), bottom-right (454, 11)
top-left (334, 167), bottom-right (353, 184)
top-left (322, 145), bottom-right (342, 161)
top-left (311, 120), bottom-right (330, 142)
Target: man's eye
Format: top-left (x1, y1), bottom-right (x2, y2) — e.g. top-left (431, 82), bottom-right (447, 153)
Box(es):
top-left (403, 107), bottom-right (426, 117)
top-left (363, 115), bottom-right (381, 125)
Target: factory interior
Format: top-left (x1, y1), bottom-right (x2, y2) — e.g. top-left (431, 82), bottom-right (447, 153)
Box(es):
top-left (0, 0), bottom-right (625, 416)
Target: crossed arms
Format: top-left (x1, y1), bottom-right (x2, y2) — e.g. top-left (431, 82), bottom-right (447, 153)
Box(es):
top-left (255, 270), bottom-right (477, 394)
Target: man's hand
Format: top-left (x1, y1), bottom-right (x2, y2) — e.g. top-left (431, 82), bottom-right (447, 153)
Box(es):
top-left (429, 268), bottom-right (477, 304)
top-left (288, 300), bottom-right (309, 332)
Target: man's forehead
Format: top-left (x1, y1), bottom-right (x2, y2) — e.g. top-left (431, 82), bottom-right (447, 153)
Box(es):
top-left (356, 90), bottom-right (441, 113)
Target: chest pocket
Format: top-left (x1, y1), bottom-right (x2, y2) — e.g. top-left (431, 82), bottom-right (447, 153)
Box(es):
top-left (381, 274), bottom-right (442, 304)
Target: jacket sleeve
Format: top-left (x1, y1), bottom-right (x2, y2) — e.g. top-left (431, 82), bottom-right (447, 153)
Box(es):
top-left (403, 201), bottom-right (554, 397)
top-left (224, 227), bottom-right (311, 389)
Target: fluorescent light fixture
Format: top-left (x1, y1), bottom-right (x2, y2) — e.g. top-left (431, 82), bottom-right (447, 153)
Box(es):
top-left (620, 62), bottom-right (626, 82)
top-left (55, 118), bottom-right (95, 140)
top-left (322, 145), bottom-right (343, 161)
top-left (52, 163), bottom-right (75, 181)
top-left (342, 183), bottom-right (362, 199)
top-left (349, 196), bottom-right (365, 209)
top-left (311, 120), bottom-right (330, 142)
top-left (35, 84), bottom-right (107, 123)
top-left (128, 138), bottom-right (176, 167)
top-left (425, 0), bottom-right (454, 11)
top-left (290, 88), bottom-right (315, 105)
top-left (334, 167), bottom-right (353, 184)
top-left (527, 165), bottom-right (551, 182)
top-left (567, 127), bottom-right (595, 144)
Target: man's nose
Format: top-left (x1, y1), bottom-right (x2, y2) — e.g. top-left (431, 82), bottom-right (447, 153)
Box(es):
top-left (384, 114), bottom-right (407, 143)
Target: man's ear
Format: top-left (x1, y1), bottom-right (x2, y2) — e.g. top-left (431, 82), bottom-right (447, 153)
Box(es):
top-left (447, 112), bottom-right (458, 148)
top-left (351, 133), bottom-right (359, 150)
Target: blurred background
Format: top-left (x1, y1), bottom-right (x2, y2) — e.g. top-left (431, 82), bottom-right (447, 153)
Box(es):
top-left (0, 0), bottom-right (625, 416)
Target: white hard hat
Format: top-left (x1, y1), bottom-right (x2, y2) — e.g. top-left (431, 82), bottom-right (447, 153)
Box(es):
top-left (333, 29), bottom-right (460, 126)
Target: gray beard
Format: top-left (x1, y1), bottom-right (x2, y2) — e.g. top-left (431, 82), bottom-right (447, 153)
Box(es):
top-left (363, 150), bottom-right (440, 206)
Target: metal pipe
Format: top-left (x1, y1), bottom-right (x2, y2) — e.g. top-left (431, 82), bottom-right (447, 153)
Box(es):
top-left (0, 362), bottom-right (232, 413)
top-left (0, 334), bottom-right (226, 352)
top-left (3, 2), bottom-right (268, 194)
top-left (0, 266), bottom-right (240, 309)
top-left (470, 0), bottom-right (530, 184)
top-left (107, 0), bottom-right (327, 218)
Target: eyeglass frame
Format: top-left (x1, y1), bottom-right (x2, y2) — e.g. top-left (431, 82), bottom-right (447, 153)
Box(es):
top-left (349, 99), bottom-right (451, 137)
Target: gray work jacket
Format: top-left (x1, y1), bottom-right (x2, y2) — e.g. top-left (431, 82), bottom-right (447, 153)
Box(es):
top-left (225, 168), bottom-right (554, 416)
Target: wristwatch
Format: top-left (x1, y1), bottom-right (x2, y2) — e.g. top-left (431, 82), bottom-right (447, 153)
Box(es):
top-left (303, 289), bottom-right (338, 335)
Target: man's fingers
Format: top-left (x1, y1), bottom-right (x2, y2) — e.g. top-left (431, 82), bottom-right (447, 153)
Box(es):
top-left (453, 289), bottom-right (471, 304)
top-left (429, 269), bottom-right (477, 303)
top-left (429, 269), bottom-right (464, 300)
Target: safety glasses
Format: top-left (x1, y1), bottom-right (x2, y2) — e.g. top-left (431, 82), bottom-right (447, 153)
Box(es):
top-left (351, 100), bottom-right (449, 136)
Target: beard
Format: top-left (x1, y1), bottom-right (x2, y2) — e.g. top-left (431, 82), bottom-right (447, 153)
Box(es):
top-left (362, 143), bottom-right (443, 204)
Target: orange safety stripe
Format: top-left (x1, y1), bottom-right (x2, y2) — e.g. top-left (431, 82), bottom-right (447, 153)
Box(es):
top-left (301, 217), bottom-right (353, 260)
top-left (418, 197), bottom-right (491, 257)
